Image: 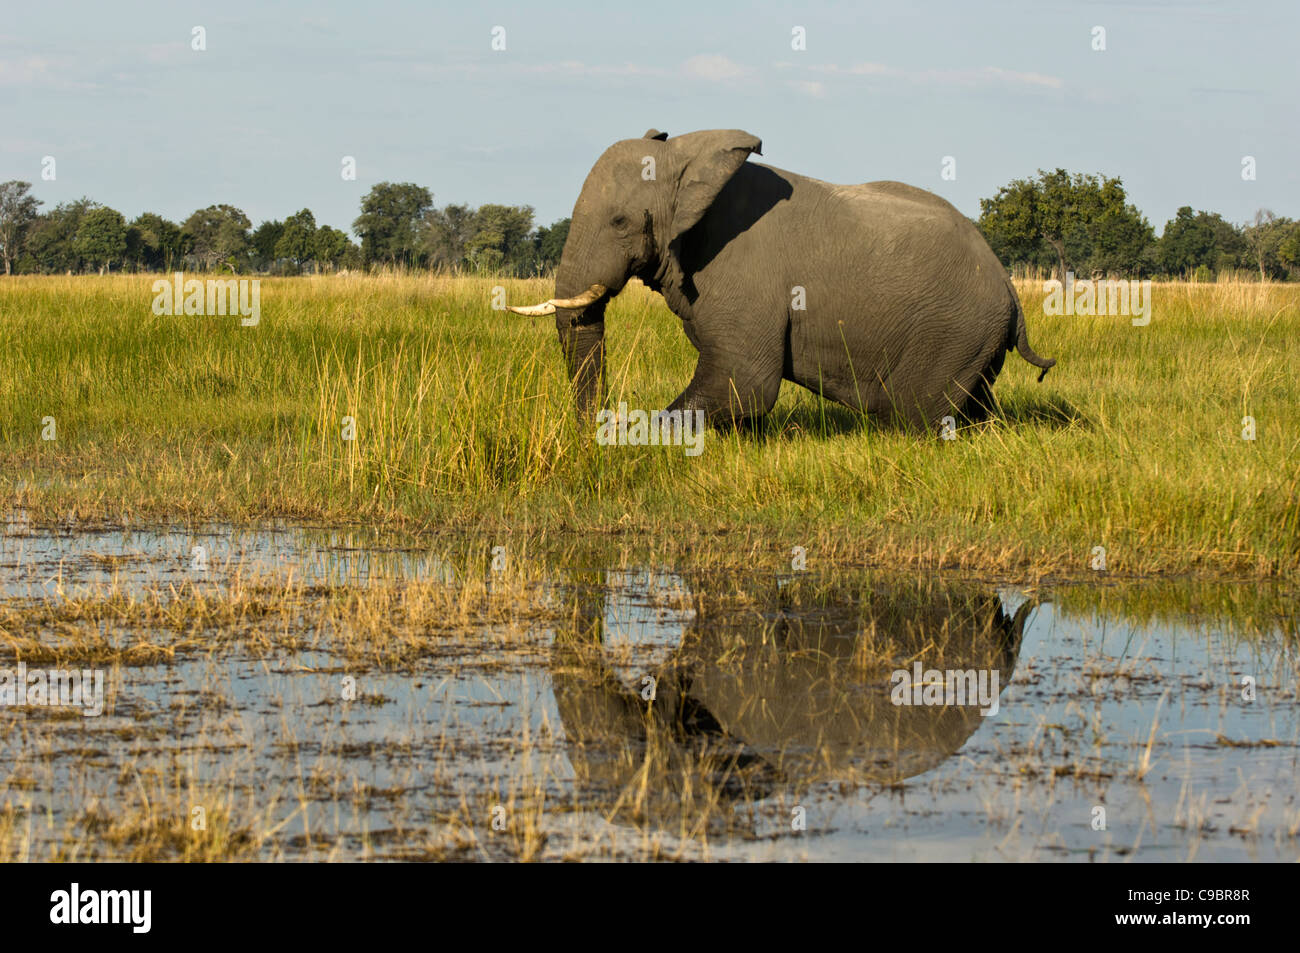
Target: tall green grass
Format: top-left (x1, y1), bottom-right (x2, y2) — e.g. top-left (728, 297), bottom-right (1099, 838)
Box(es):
top-left (1, 273), bottom-right (1296, 576)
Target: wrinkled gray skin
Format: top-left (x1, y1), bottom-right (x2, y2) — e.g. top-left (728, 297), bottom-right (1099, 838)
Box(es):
top-left (536, 128), bottom-right (1054, 428)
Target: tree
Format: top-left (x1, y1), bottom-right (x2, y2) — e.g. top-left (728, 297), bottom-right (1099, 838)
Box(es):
top-left (313, 225), bottom-right (352, 270)
top-left (1037, 169), bottom-right (1098, 278)
top-left (535, 217), bottom-right (570, 273)
top-left (73, 206), bottom-right (128, 273)
top-left (23, 199), bottom-right (100, 273)
top-left (182, 204), bottom-right (251, 271)
top-left (0, 181), bottom-right (42, 275)
top-left (977, 178), bottom-right (1044, 273)
top-left (340, 242), bottom-right (364, 271)
top-left (421, 205), bottom-right (563, 275)
top-left (465, 204), bottom-right (536, 275)
top-left (1082, 180), bottom-right (1156, 276)
top-left (1159, 206), bottom-right (1214, 274)
top-left (1157, 207), bottom-right (1245, 277)
top-left (275, 208), bottom-right (317, 271)
top-left (1241, 210), bottom-right (1295, 280)
top-left (126, 213), bottom-right (184, 272)
top-left (979, 169), bottom-right (1154, 277)
top-left (250, 219), bottom-right (285, 271)
top-left (422, 203), bottom-right (477, 271)
top-left (352, 182), bottom-right (433, 267)
top-left (1278, 223), bottom-right (1300, 279)
top-left (1208, 215), bottom-right (1247, 273)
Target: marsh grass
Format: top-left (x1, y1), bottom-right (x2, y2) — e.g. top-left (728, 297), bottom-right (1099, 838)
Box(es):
top-left (1, 274), bottom-right (1297, 576)
top-left (0, 563), bottom-right (557, 669)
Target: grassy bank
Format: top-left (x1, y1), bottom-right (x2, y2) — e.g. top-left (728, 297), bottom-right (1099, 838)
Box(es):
top-left (1, 274), bottom-right (1297, 577)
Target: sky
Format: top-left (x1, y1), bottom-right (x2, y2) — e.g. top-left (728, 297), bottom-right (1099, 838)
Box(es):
top-left (2, 0), bottom-right (1296, 236)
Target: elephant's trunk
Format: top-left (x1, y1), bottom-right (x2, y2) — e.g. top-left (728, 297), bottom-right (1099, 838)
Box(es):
top-left (557, 311), bottom-right (605, 420)
top-left (511, 204), bottom-right (623, 420)
top-left (547, 215), bottom-right (617, 419)
top-left (507, 275), bottom-right (609, 418)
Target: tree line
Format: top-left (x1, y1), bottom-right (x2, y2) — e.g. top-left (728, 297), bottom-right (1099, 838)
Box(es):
top-left (977, 169), bottom-right (1300, 280)
top-left (2, 171), bottom-right (1297, 279)
top-left (0, 180), bottom-right (570, 277)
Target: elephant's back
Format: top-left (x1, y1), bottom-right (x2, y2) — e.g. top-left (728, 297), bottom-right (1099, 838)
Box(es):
top-left (806, 180), bottom-right (1002, 280)
top-left (831, 180), bottom-right (977, 236)
top-left (840, 179), bottom-right (959, 211)
top-left (765, 176), bottom-right (1015, 425)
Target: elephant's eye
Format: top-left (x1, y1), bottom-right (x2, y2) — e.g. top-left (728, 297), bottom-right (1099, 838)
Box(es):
top-left (610, 213), bottom-right (629, 230)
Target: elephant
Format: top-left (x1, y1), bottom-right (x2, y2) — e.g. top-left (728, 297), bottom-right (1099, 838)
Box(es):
top-left (510, 129), bottom-right (1055, 429)
top-left (548, 571), bottom-right (1033, 831)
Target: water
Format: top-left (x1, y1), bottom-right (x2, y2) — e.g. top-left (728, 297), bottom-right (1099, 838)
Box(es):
top-left (1, 522), bottom-right (1296, 861)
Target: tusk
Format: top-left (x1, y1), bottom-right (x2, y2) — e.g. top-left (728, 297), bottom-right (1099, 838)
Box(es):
top-left (507, 284), bottom-right (606, 316)
top-left (551, 284), bottom-right (607, 309)
top-left (507, 301), bottom-right (557, 316)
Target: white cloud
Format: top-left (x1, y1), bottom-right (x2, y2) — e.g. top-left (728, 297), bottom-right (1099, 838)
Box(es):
top-left (810, 61), bottom-right (1062, 89)
top-left (0, 54), bottom-right (53, 86)
top-left (529, 60), bottom-right (663, 77)
top-left (142, 43), bottom-right (189, 67)
top-left (682, 54), bottom-right (751, 83)
top-left (979, 66), bottom-right (1063, 89)
top-left (540, 55), bottom-right (754, 84)
top-left (410, 54), bottom-right (758, 86)
top-left (843, 62), bottom-right (894, 77)
top-left (791, 80), bottom-right (826, 97)
top-left (411, 59), bottom-right (666, 81)
top-left (0, 52), bottom-right (100, 91)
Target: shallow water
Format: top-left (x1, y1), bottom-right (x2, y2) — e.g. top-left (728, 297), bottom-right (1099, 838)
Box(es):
top-left (1, 522), bottom-right (1296, 861)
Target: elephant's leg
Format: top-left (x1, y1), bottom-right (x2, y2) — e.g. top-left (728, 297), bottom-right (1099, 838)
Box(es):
top-left (957, 349), bottom-right (1006, 424)
top-left (667, 345), bottom-right (782, 429)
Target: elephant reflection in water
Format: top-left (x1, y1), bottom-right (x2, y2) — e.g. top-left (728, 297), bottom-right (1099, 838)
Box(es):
top-left (549, 573), bottom-right (1034, 831)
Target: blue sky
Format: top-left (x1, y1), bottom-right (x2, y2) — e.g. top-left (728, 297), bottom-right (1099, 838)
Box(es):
top-left (2, 0), bottom-right (1295, 235)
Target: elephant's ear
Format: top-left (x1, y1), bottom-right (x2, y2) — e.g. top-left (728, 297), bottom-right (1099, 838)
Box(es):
top-left (643, 128), bottom-right (669, 141)
top-left (668, 130), bottom-right (762, 244)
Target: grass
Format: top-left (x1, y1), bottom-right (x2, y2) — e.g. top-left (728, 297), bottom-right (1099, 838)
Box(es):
top-left (1, 273), bottom-right (1297, 577)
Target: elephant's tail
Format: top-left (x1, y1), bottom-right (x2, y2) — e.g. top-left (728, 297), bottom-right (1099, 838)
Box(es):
top-left (1009, 290), bottom-right (1055, 383)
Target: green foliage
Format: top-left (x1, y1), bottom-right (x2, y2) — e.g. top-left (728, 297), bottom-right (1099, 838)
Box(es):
top-left (182, 204), bottom-right (252, 271)
top-left (464, 204), bottom-right (536, 275)
top-left (250, 220), bottom-right (284, 271)
top-left (0, 180), bottom-right (42, 275)
top-left (73, 206), bottom-right (128, 272)
top-left (536, 217), bottom-right (569, 270)
top-left (1157, 207), bottom-right (1246, 276)
top-left (1241, 210), bottom-right (1298, 280)
top-left (127, 213), bottom-right (185, 272)
top-left (21, 198), bottom-right (101, 273)
top-left (313, 225), bottom-right (351, 270)
top-left (422, 204), bottom-right (567, 275)
top-left (422, 203), bottom-right (476, 270)
top-left (275, 208), bottom-right (317, 270)
top-left (1279, 225), bottom-right (1300, 277)
top-left (352, 182), bottom-right (432, 267)
top-left (979, 169), bottom-right (1155, 277)
top-left (3, 171), bottom-right (1287, 282)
